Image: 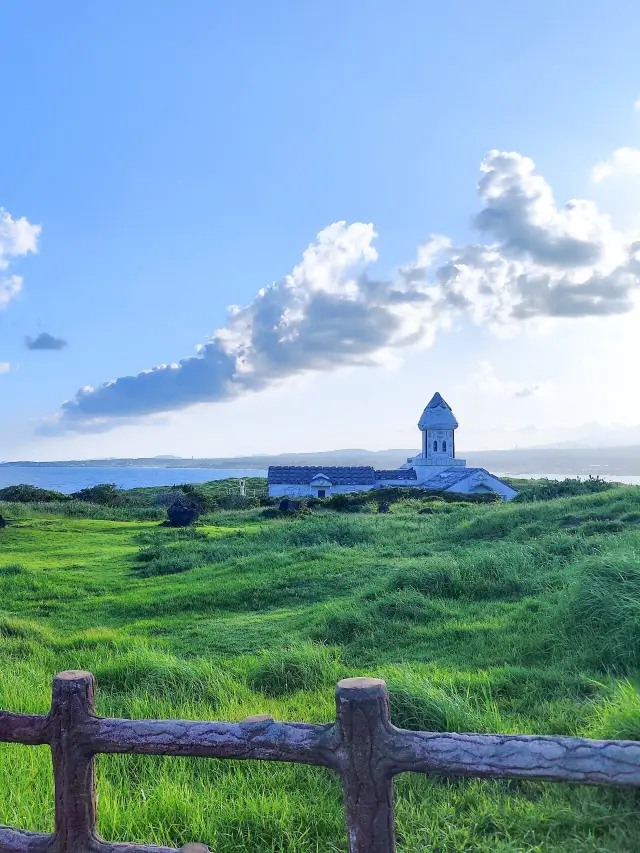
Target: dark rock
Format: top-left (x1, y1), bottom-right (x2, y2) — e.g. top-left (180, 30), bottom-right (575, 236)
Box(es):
top-left (279, 498), bottom-right (302, 513)
top-left (0, 513), bottom-right (6, 528)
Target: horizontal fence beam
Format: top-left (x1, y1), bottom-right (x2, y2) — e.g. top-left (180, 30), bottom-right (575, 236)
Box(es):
top-left (0, 827), bottom-right (179, 853)
top-left (0, 713), bottom-right (49, 746)
top-left (387, 729), bottom-right (640, 786)
top-left (3, 671), bottom-right (640, 853)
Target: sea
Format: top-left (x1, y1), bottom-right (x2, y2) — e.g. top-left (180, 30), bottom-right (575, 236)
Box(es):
top-left (1, 466), bottom-right (639, 494)
top-left (0, 466), bottom-right (268, 494)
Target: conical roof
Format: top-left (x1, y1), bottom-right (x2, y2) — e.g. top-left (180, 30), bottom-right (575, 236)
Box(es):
top-left (418, 392), bottom-right (459, 430)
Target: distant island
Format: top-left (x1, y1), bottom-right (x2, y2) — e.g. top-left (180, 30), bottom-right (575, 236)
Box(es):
top-left (4, 445), bottom-right (640, 477)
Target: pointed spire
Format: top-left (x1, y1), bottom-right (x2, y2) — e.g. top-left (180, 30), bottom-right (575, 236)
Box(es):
top-left (425, 391), bottom-right (449, 410)
top-left (418, 392), bottom-right (458, 430)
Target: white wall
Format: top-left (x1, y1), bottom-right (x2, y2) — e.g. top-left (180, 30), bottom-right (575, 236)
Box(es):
top-left (269, 472), bottom-right (518, 501)
top-left (268, 483), bottom-right (375, 498)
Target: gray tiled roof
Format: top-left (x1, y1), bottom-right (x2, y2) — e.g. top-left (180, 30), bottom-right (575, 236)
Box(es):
top-left (423, 467), bottom-right (481, 489)
top-left (267, 466), bottom-right (377, 485)
top-left (423, 467), bottom-right (513, 491)
top-left (374, 469), bottom-right (418, 481)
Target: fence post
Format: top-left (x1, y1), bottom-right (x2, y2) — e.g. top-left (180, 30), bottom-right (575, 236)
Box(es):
top-left (50, 671), bottom-right (98, 853)
top-left (336, 678), bottom-right (395, 853)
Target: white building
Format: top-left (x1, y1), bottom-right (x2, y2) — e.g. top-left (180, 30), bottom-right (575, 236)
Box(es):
top-left (268, 392), bottom-right (518, 501)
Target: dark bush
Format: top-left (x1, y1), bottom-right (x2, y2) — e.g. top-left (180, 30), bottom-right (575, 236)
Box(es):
top-left (0, 484), bottom-right (68, 503)
top-left (513, 476), bottom-right (618, 502)
top-left (71, 483), bottom-right (127, 506)
top-left (215, 494), bottom-right (260, 510)
top-left (325, 486), bottom-right (499, 513)
top-left (166, 498), bottom-right (200, 527)
top-left (580, 519), bottom-right (625, 535)
top-left (177, 484), bottom-right (218, 512)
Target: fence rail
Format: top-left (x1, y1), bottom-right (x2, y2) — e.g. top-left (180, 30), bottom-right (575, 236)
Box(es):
top-left (2, 672), bottom-right (640, 853)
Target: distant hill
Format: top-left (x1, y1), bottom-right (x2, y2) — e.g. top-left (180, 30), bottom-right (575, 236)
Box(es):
top-left (4, 445), bottom-right (640, 476)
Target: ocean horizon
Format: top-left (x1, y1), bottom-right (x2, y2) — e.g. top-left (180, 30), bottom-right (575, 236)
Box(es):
top-left (1, 466), bottom-right (639, 494)
top-left (0, 466), bottom-right (268, 494)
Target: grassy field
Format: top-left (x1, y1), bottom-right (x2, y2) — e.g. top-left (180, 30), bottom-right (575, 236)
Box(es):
top-left (2, 484), bottom-right (640, 851)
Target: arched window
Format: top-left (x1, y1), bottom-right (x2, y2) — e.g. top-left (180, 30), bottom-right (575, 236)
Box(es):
top-left (433, 440), bottom-right (438, 452)
top-left (442, 440), bottom-right (447, 453)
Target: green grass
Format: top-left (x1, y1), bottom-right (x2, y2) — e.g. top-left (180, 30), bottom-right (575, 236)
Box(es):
top-left (3, 487), bottom-right (640, 850)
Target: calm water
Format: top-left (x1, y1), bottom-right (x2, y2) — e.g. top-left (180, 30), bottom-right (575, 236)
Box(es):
top-left (0, 466), bottom-right (268, 494)
top-left (0, 466), bottom-right (638, 495)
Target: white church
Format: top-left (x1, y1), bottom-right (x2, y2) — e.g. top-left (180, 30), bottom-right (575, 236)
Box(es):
top-left (268, 392), bottom-right (518, 501)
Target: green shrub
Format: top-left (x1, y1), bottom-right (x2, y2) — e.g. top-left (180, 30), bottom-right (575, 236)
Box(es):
top-left (513, 476), bottom-right (618, 502)
top-left (588, 680), bottom-right (640, 740)
top-left (0, 484), bottom-right (68, 502)
top-left (565, 553), bottom-right (640, 672)
top-left (372, 589), bottom-right (443, 622)
top-left (389, 565), bottom-right (458, 599)
top-left (247, 644), bottom-right (342, 696)
top-left (580, 520), bottom-right (625, 536)
top-left (134, 549), bottom-right (203, 577)
top-left (71, 483), bottom-right (128, 506)
top-left (384, 670), bottom-right (478, 732)
top-left (314, 607), bottom-right (376, 644)
top-left (93, 650), bottom-right (236, 706)
top-left (0, 563), bottom-right (28, 576)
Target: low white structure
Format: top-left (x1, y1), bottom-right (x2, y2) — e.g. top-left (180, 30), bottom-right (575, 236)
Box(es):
top-left (268, 392), bottom-right (518, 501)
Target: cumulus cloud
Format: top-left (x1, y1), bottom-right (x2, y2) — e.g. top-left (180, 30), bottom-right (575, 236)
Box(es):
top-left (475, 151), bottom-right (610, 267)
top-left (25, 332), bottom-right (68, 351)
top-left (0, 207), bottom-right (40, 309)
top-left (46, 223), bottom-right (454, 433)
top-left (45, 150), bottom-right (640, 434)
top-left (592, 147), bottom-right (640, 182)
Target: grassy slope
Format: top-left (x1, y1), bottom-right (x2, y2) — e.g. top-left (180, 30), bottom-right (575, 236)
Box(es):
top-left (2, 490), bottom-right (640, 851)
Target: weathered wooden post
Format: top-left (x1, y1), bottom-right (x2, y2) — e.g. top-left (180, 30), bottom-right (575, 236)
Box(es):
top-left (335, 677), bottom-right (395, 853)
top-left (50, 671), bottom-right (98, 853)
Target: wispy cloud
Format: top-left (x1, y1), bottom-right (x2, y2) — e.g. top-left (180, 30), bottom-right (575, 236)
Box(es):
top-left (25, 332), bottom-right (68, 351)
top-left (0, 362), bottom-right (10, 374)
top-left (467, 361), bottom-right (549, 399)
top-left (44, 149), bottom-right (640, 434)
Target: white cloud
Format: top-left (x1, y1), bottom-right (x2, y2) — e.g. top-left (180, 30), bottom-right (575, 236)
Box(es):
top-left (635, 97), bottom-right (640, 112)
top-left (0, 362), bottom-right (10, 374)
top-left (47, 150), bottom-right (640, 434)
top-left (0, 274), bottom-right (23, 307)
top-left (0, 206), bottom-right (40, 309)
top-left (592, 147), bottom-right (640, 183)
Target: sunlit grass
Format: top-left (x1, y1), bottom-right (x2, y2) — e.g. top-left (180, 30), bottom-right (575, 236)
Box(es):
top-left (2, 489), bottom-right (640, 850)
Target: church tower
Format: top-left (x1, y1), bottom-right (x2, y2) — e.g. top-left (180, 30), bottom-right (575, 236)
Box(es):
top-left (419, 392), bottom-right (458, 463)
top-left (407, 392), bottom-right (466, 481)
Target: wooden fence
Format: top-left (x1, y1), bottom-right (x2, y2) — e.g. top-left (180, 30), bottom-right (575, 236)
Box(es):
top-left (2, 671), bottom-right (640, 853)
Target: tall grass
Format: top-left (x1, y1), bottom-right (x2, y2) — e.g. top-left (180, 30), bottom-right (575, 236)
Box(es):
top-left (2, 487), bottom-right (640, 851)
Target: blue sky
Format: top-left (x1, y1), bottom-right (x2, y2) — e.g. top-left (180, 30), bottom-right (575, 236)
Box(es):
top-left (2, 1), bottom-right (640, 460)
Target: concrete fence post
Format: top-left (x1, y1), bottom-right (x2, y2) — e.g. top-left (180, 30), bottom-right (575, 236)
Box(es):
top-left (50, 671), bottom-right (98, 853)
top-left (335, 678), bottom-right (395, 853)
